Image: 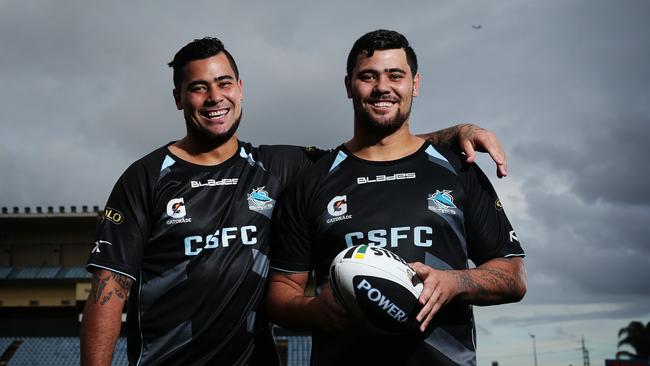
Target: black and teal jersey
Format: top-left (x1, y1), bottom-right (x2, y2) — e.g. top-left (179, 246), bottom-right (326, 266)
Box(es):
top-left (87, 141), bottom-right (323, 366)
top-left (269, 141), bottom-right (524, 366)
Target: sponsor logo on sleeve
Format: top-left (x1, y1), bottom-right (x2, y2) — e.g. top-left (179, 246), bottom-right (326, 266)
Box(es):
top-left (91, 240), bottom-right (112, 254)
top-left (103, 207), bottom-right (124, 225)
top-left (495, 199), bottom-right (503, 211)
top-left (427, 189), bottom-right (457, 215)
top-left (166, 198), bottom-right (192, 225)
top-left (509, 230), bottom-right (518, 243)
top-left (326, 195), bottom-right (352, 224)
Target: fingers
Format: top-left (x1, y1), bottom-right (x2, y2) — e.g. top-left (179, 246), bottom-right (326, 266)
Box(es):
top-left (416, 283), bottom-right (444, 332)
top-left (409, 261), bottom-right (425, 273)
top-left (411, 263), bottom-right (442, 331)
top-left (409, 264), bottom-right (461, 332)
top-left (459, 124), bottom-right (509, 178)
top-left (461, 139), bottom-right (476, 164)
top-left (420, 302), bottom-right (442, 332)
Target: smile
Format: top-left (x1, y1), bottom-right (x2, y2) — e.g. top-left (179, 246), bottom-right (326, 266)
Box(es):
top-left (201, 109), bottom-right (228, 120)
top-left (371, 101), bottom-right (395, 108)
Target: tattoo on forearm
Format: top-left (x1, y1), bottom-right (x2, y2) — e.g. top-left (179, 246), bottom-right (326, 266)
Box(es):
top-left (90, 272), bottom-right (133, 305)
top-left (100, 290), bottom-right (113, 305)
top-left (111, 273), bottom-right (133, 290)
top-left (456, 258), bottom-right (521, 302)
top-left (90, 273), bottom-right (110, 304)
top-left (114, 287), bottom-right (127, 300)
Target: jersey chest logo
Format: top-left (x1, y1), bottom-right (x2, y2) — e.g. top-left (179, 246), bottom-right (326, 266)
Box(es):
top-left (326, 195), bottom-right (352, 224)
top-left (247, 187), bottom-right (275, 218)
top-left (427, 190), bottom-right (457, 215)
top-left (166, 197), bottom-right (192, 225)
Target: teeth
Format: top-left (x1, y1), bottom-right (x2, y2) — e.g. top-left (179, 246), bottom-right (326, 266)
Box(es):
top-left (207, 110), bottom-right (227, 118)
top-left (373, 101), bottom-right (394, 108)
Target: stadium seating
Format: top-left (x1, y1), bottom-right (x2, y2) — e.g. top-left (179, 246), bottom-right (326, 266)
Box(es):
top-left (0, 336), bottom-right (310, 365)
top-left (0, 337), bottom-right (127, 366)
top-left (274, 335), bottom-right (312, 366)
top-left (0, 266), bottom-right (91, 280)
top-left (0, 337), bottom-right (14, 354)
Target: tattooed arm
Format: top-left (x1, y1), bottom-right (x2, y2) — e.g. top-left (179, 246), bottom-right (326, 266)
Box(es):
top-left (81, 269), bottom-right (133, 366)
top-left (410, 257), bottom-right (526, 332)
top-left (418, 124), bottom-right (508, 178)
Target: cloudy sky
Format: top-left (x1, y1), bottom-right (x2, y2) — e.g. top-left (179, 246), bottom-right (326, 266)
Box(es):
top-left (1, 0), bottom-right (649, 364)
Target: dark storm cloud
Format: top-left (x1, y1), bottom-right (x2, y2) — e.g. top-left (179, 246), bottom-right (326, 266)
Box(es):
top-left (491, 301), bottom-right (650, 326)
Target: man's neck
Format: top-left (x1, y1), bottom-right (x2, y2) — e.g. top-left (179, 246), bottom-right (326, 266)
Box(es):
top-left (345, 121), bottom-right (425, 161)
top-left (168, 134), bottom-right (239, 166)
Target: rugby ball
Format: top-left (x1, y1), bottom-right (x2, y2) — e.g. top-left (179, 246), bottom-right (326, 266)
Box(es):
top-left (329, 245), bottom-right (423, 333)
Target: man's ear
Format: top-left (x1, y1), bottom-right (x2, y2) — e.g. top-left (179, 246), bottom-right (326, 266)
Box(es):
top-left (345, 75), bottom-right (352, 99)
top-left (412, 73), bottom-right (420, 97)
top-left (173, 89), bottom-right (182, 110)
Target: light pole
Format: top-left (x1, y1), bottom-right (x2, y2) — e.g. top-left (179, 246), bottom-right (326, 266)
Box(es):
top-left (529, 334), bottom-right (538, 366)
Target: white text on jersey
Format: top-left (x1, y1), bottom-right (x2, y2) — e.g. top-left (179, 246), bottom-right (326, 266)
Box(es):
top-left (184, 226), bottom-right (257, 256)
top-left (191, 178), bottom-right (239, 188)
top-left (357, 173), bottom-right (416, 185)
top-left (345, 226), bottom-right (434, 247)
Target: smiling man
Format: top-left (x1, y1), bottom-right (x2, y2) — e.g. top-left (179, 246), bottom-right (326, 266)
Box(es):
top-left (80, 36), bottom-right (511, 366)
top-left (265, 30), bottom-right (527, 366)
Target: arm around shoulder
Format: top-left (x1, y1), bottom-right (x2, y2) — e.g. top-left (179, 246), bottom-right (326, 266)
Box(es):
top-left (418, 123), bottom-right (508, 178)
top-left (80, 269), bottom-right (133, 366)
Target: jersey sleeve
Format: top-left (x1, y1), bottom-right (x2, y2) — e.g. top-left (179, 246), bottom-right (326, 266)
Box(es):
top-left (86, 161), bottom-right (152, 281)
top-left (256, 145), bottom-right (328, 186)
top-left (461, 163), bottom-right (525, 266)
top-left (269, 178), bottom-right (313, 273)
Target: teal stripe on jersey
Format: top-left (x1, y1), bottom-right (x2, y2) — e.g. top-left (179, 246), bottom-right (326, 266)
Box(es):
top-left (424, 327), bottom-right (477, 365)
top-left (240, 147), bottom-right (267, 170)
top-left (425, 145), bottom-right (457, 175)
top-left (329, 150), bottom-right (348, 173)
top-left (160, 155), bottom-right (176, 178)
top-left (252, 249), bottom-right (269, 278)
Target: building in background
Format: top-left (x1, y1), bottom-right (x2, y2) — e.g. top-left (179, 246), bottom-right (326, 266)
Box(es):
top-left (0, 206), bottom-right (310, 366)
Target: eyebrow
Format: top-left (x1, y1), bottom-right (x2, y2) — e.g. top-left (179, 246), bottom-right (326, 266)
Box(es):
top-left (187, 75), bottom-right (235, 88)
top-left (357, 67), bottom-right (407, 75)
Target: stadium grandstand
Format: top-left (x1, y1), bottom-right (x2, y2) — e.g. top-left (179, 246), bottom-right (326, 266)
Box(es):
top-left (0, 206), bottom-right (311, 366)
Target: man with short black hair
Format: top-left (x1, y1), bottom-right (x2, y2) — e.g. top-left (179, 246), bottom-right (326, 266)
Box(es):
top-left (81, 36), bottom-right (510, 365)
top-left (266, 29), bottom-right (527, 365)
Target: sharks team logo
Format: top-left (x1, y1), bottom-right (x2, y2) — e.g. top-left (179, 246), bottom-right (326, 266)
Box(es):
top-left (247, 187), bottom-right (275, 217)
top-left (427, 190), bottom-right (457, 215)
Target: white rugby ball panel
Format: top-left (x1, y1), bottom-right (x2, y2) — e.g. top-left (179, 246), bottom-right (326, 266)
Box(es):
top-left (329, 245), bottom-right (423, 333)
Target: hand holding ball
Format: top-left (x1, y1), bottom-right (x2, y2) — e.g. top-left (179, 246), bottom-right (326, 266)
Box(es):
top-left (329, 245), bottom-right (423, 333)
